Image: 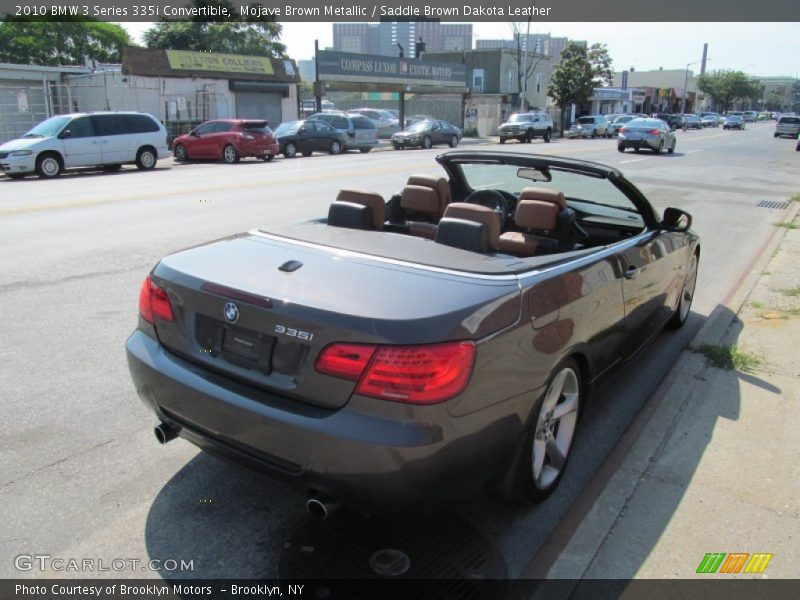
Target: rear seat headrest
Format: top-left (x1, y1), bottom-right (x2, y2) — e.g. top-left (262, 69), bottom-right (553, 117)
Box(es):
top-left (336, 189), bottom-right (385, 229)
top-left (401, 185), bottom-right (439, 215)
top-left (442, 202), bottom-right (501, 250)
top-left (515, 199), bottom-right (559, 231)
top-left (406, 175), bottom-right (451, 203)
top-left (327, 201), bottom-right (373, 230)
top-left (518, 187), bottom-right (566, 209)
top-left (436, 218), bottom-right (489, 253)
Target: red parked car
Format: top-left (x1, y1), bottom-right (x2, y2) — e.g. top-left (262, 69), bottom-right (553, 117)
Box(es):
top-left (172, 119), bottom-right (279, 163)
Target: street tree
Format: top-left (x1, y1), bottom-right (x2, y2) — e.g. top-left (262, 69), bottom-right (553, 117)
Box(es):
top-left (143, 1), bottom-right (286, 57)
top-left (0, 17), bottom-right (130, 66)
top-left (547, 42), bottom-right (595, 133)
top-left (588, 43), bottom-right (614, 87)
top-left (508, 22), bottom-right (548, 111)
top-left (695, 70), bottom-right (762, 113)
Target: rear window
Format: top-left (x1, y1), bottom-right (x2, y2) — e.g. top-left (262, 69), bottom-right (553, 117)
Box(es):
top-left (243, 121), bottom-right (272, 134)
top-left (577, 117), bottom-right (595, 124)
top-left (779, 117), bottom-right (800, 124)
top-left (123, 114), bottom-right (160, 133)
top-left (352, 116), bottom-right (375, 130)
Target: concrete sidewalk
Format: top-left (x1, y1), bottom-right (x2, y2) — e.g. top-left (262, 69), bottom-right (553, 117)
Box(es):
top-left (526, 204), bottom-right (800, 580)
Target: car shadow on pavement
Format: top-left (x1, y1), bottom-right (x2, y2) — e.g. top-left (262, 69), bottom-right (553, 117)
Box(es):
top-left (1, 166), bottom-right (171, 182)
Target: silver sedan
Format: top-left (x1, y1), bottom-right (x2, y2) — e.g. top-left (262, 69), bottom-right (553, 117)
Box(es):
top-left (617, 118), bottom-right (677, 154)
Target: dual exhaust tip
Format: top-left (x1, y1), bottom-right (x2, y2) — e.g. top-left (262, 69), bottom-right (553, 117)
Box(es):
top-left (155, 421), bottom-right (338, 520)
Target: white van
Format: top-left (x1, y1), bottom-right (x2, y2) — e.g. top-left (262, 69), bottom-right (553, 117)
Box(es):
top-left (0, 112), bottom-right (169, 179)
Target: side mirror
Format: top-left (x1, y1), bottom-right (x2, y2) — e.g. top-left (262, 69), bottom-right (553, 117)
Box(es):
top-left (59, 130), bottom-right (72, 139)
top-left (298, 127), bottom-right (306, 134)
top-left (348, 131), bottom-right (355, 138)
top-left (662, 207), bottom-right (692, 232)
top-left (190, 130), bottom-right (199, 137)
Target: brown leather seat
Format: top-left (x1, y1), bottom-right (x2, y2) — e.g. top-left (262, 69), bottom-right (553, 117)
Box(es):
top-left (441, 203), bottom-right (501, 250)
top-left (400, 175), bottom-right (452, 239)
top-left (498, 188), bottom-right (568, 256)
top-left (335, 189), bottom-right (385, 230)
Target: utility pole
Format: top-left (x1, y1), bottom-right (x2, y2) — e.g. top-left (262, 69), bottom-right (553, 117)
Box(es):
top-left (521, 17), bottom-right (531, 112)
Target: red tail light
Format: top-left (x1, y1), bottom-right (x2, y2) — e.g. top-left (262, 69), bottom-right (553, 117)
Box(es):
top-left (316, 341), bottom-right (476, 404)
top-left (619, 127), bottom-right (627, 134)
top-left (649, 129), bottom-right (660, 135)
top-left (315, 343), bottom-right (376, 380)
top-left (138, 276), bottom-right (174, 324)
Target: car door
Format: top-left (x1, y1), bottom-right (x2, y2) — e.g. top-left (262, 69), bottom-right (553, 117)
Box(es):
top-left (188, 122), bottom-right (217, 158)
top-left (89, 114), bottom-right (130, 164)
top-left (58, 116), bottom-right (99, 168)
top-left (615, 228), bottom-right (685, 356)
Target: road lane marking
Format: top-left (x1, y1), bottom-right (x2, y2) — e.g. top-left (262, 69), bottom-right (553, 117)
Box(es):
top-left (620, 158), bottom-right (648, 163)
top-left (686, 150), bottom-right (702, 154)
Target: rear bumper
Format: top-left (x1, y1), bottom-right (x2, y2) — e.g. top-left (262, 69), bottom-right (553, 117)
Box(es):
top-left (126, 330), bottom-right (523, 514)
top-left (618, 138), bottom-right (657, 150)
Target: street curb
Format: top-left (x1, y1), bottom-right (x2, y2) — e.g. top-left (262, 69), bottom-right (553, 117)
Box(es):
top-left (513, 198), bottom-right (800, 586)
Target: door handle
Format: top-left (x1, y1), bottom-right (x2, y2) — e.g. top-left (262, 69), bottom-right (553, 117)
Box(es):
top-left (624, 265), bottom-right (638, 279)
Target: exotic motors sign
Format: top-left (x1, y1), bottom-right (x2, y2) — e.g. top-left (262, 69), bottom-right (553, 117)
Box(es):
top-left (317, 50), bottom-right (466, 88)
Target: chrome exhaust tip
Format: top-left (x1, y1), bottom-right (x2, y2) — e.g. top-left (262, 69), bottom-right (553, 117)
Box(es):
top-left (306, 494), bottom-right (339, 520)
top-left (154, 422), bottom-right (178, 444)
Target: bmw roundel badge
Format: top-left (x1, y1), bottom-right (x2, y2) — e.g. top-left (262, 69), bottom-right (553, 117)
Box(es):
top-left (224, 302), bottom-right (240, 324)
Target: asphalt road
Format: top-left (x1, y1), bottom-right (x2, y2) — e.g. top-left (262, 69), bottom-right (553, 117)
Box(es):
top-left (1, 122), bottom-right (798, 581)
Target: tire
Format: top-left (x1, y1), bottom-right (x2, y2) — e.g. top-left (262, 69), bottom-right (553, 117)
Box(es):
top-left (422, 136), bottom-right (432, 149)
top-left (654, 141), bottom-right (663, 154)
top-left (329, 140), bottom-right (342, 155)
top-left (591, 129), bottom-right (597, 139)
top-left (392, 143), bottom-right (400, 150)
top-left (544, 129), bottom-right (552, 143)
top-left (774, 133), bottom-right (779, 138)
top-left (262, 153), bottom-right (273, 162)
top-left (499, 137), bottom-right (506, 144)
top-left (174, 144), bottom-right (188, 162)
top-left (359, 147), bottom-right (371, 153)
top-left (668, 142), bottom-right (675, 154)
top-left (302, 150), bottom-right (312, 157)
top-left (634, 147), bottom-right (641, 153)
top-left (617, 144), bottom-right (626, 153)
top-left (222, 144), bottom-right (239, 164)
top-left (525, 129), bottom-right (533, 143)
top-left (135, 148), bottom-right (157, 170)
top-left (449, 135), bottom-right (459, 148)
top-left (520, 358), bottom-right (582, 501)
top-left (667, 251), bottom-right (699, 329)
top-left (284, 142), bottom-right (297, 158)
top-left (36, 153), bottom-right (62, 178)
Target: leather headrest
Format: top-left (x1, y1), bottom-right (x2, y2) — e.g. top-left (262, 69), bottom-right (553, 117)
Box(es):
top-left (401, 185), bottom-right (440, 215)
top-left (442, 202), bottom-right (501, 249)
top-left (336, 189), bottom-right (385, 229)
top-left (407, 175), bottom-right (451, 203)
top-left (518, 187), bottom-right (566, 209)
top-left (515, 199), bottom-right (559, 231)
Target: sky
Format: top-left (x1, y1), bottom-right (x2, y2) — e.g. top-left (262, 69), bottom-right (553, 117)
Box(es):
top-left (121, 22), bottom-right (800, 77)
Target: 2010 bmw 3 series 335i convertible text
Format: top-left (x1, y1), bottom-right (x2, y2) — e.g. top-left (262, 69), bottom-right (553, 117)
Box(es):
top-left (126, 151), bottom-right (699, 517)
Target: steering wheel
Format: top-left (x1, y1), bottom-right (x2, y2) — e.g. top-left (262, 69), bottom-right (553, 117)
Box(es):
top-left (464, 189), bottom-right (508, 229)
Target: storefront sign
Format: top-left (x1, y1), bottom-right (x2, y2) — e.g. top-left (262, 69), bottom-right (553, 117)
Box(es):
top-left (166, 50), bottom-right (274, 75)
top-left (316, 50), bottom-right (465, 87)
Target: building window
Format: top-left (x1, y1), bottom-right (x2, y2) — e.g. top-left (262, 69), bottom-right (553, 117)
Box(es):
top-left (472, 69), bottom-right (484, 93)
top-left (507, 70), bottom-right (514, 93)
top-left (536, 74), bottom-right (542, 94)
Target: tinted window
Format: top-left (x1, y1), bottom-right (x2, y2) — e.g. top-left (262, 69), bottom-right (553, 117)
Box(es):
top-left (90, 115), bottom-right (128, 136)
top-left (352, 116), bottom-right (375, 130)
top-left (123, 114), bottom-right (159, 133)
top-left (316, 122), bottom-right (335, 133)
top-left (194, 122), bottom-right (216, 135)
top-left (243, 121), bottom-right (271, 134)
top-left (212, 122), bottom-right (233, 133)
top-left (779, 117), bottom-right (800, 124)
top-left (63, 117), bottom-right (95, 138)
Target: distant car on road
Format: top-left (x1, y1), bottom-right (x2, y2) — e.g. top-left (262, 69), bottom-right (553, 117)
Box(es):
top-left (173, 119), bottom-right (278, 164)
top-left (652, 113), bottom-right (683, 131)
top-left (617, 118), bottom-right (676, 154)
top-left (683, 114), bottom-right (703, 129)
top-left (308, 112), bottom-right (378, 153)
top-left (498, 112), bottom-right (554, 143)
top-left (724, 115), bottom-right (746, 130)
top-left (699, 113), bottom-right (720, 128)
top-left (775, 116), bottom-right (800, 139)
top-left (391, 120), bottom-right (461, 149)
top-left (275, 120), bottom-right (348, 158)
top-left (568, 115), bottom-right (610, 138)
top-left (349, 108), bottom-right (401, 137)
top-left (742, 111), bottom-right (758, 123)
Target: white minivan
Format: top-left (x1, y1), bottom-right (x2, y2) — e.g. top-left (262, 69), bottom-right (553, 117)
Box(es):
top-left (0, 112), bottom-right (169, 179)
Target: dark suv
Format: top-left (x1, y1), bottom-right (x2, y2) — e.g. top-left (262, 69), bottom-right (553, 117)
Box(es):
top-left (498, 112), bottom-right (553, 144)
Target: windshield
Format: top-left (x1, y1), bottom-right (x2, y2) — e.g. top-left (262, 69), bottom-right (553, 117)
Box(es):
top-left (509, 114), bottom-right (532, 123)
top-left (23, 115), bottom-right (72, 138)
top-left (458, 162), bottom-right (644, 223)
top-left (614, 116), bottom-right (634, 123)
top-left (577, 117), bottom-right (595, 124)
top-left (407, 122), bottom-right (430, 132)
top-left (275, 122), bottom-right (300, 134)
